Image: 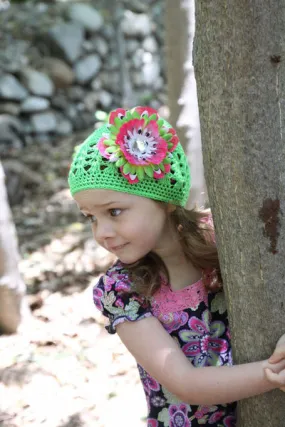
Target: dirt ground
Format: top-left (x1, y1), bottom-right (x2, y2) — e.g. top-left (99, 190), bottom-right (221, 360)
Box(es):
top-left (0, 130), bottom-right (147, 427)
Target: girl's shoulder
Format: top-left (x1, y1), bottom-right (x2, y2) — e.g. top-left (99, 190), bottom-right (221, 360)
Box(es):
top-left (93, 261), bottom-right (152, 334)
top-left (102, 260), bottom-right (133, 291)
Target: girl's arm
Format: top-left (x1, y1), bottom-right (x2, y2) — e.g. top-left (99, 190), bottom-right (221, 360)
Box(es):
top-left (117, 316), bottom-right (285, 405)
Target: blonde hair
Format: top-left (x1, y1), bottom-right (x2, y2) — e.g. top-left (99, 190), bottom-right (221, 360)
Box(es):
top-left (122, 206), bottom-right (222, 298)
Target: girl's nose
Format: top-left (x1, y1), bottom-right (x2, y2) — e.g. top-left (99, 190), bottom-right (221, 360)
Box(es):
top-left (92, 221), bottom-right (115, 242)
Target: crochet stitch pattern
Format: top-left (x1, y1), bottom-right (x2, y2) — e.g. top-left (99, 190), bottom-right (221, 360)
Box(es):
top-left (68, 106), bottom-right (191, 206)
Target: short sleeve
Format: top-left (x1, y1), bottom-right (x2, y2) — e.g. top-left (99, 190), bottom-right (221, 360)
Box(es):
top-left (93, 262), bottom-right (153, 334)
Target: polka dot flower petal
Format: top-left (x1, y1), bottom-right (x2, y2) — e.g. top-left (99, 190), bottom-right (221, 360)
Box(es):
top-left (97, 106), bottom-right (179, 184)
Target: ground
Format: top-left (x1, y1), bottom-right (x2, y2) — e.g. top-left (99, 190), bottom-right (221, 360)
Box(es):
top-left (0, 130), bottom-right (147, 427)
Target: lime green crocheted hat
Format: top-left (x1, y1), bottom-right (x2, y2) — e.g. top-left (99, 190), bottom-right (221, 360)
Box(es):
top-left (68, 106), bottom-right (191, 206)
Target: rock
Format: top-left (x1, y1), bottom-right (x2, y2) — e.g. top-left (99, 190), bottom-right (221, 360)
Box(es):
top-left (67, 86), bottom-right (86, 102)
top-left (21, 97), bottom-right (50, 113)
top-left (55, 116), bottom-right (73, 136)
top-left (98, 90), bottom-right (113, 109)
top-left (0, 74), bottom-right (28, 101)
top-left (142, 36), bottom-right (159, 53)
top-left (152, 75), bottom-right (164, 91)
top-left (82, 40), bottom-right (94, 53)
top-left (90, 77), bottom-right (102, 91)
top-left (133, 72), bottom-right (144, 88)
top-left (0, 115), bottom-right (24, 154)
top-left (84, 92), bottom-right (98, 112)
top-left (122, 12), bottom-right (152, 37)
top-left (74, 54), bottom-right (102, 84)
top-left (19, 68), bottom-right (54, 97)
top-left (101, 24), bottom-right (116, 41)
top-left (142, 59), bottom-right (161, 87)
top-left (51, 94), bottom-right (69, 111)
top-left (89, 36), bottom-right (109, 57)
top-left (0, 102), bottom-right (21, 115)
top-left (67, 3), bottom-right (104, 33)
top-left (31, 111), bottom-right (57, 133)
top-left (72, 111), bottom-right (95, 131)
top-left (46, 23), bottom-right (84, 64)
top-left (101, 73), bottom-right (120, 94)
top-left (0, 1), bottom-right (167, 147)
top-left (42, 57), bottom-right (75, 88)
top-left (65, 104), bottom-right (78, 121)
top-left (122, 0), bottom-right (148, 13)
top-left (131, 48), bottom-right (144, 68)
top-left (126, 40), bottom-right (140, 56)
top-left (104, 56), bottom-right (120, 71)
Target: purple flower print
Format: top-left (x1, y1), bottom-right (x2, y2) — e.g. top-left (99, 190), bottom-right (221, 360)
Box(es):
top-left (169, 404), bottom-right (191, 427)
top-left (138, 365), bottom-right (160, 395)
top-left (158, 311), bottom-right (189, 333)
top-left (151, 396), bottom-right (166, 407)
top-left (114, 297), bottom-right (124, 308)
top-left (179, 309), bottom-right (228, 367)
top-left (115, 279), bottom-right (131, 292)
top-left (193, 405), bottom-right (218, 424)
top-left (93, 287), bottom-right (104, 311)
top-left (103, 276), bottom-right (115, 292)
top-left (148, 420), bottom-right (159, 427)
top-left (209, 411), bottom-right (224, 424)
top-left (223, 415), bottom-right (236, 427)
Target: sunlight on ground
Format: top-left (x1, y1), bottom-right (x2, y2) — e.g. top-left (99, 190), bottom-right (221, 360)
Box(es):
top-left (0, 282), bottom-right (147, 427)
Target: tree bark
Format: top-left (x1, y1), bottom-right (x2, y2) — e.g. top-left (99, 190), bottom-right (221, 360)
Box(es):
top-left (0, 162), bottom-right (28, 334)
top-left (194, 1), bottom-right (285, 425)
top-left (165, 0), bottom-right (208, 208)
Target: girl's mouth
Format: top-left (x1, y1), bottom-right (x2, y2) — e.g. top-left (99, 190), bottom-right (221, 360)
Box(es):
top-left (109, 243), bottom-right (129, 251)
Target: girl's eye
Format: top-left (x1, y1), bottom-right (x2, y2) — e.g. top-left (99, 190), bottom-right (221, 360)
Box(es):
top-left (110, 208), bottom-right (122, 217)
top-left (84, 214), bottom-right (97, 223)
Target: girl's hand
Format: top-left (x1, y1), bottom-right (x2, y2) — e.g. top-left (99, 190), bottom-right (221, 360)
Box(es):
top-left (265, 334), bottom-right (285, 392)
top-left (268, 334), bottom-right (285, 364)
top-left (264, 366), bottom-right (285, 392)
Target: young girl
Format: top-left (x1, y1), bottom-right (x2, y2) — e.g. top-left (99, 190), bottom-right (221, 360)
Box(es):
top-left (68, 106), bottom-right (285, 426)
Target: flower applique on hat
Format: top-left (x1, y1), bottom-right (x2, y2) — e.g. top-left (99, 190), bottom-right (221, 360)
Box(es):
top-left (97, 106), bottom-right (179, 184)
top-left (68, 105), bottom-right (191, 207)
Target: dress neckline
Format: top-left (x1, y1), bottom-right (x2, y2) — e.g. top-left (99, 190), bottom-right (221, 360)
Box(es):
top-left (164, 276), bottom-right (204, 294)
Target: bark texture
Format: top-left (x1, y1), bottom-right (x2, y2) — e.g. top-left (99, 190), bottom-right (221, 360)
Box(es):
top-left (194, 1), bottom-right (285, 425)
top-left (0, 162), bottom-right (28, 334)
top-left (165, 0), bottom-right (208, 208)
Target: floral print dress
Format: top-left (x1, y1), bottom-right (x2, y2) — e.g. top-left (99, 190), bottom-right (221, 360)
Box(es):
top-left (93, 262), bottom-right (237, 427)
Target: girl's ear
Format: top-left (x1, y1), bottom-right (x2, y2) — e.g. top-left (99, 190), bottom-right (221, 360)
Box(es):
top-left (166, 203), bottom-right (177, 213)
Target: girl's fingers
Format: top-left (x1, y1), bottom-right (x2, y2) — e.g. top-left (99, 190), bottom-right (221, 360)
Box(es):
top-left (268, 355), bottom-right (283, 364)
top-left (268, 350), bottom-right (285, 364)
top-left (265, 368), bottom-right (278, 383)
top-left (265, 368), bottom-right (285, 387)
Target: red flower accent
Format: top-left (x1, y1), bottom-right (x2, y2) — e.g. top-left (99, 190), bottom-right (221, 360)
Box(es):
top-left (109, 108), bottom-right (127, 124)
top-left (120, 166), bottom-right (139, 184)
top-left (97, 106), bottom-right (177, 183)
top-left (168, 127), bottom-right (179, 152)
top-left (134, 106), bottom-right (159, 119)
top-left (116, 119), bottom-right (167, 166)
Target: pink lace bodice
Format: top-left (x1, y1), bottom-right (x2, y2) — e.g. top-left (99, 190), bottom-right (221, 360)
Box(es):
top-left (151, 279), bottom-right (209, 315)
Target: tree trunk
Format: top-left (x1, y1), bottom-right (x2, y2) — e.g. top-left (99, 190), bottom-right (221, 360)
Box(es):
top-left (0, 162), bottom-right (28, 334)
top-left (194, 1), bottom-right (285, 425)
top-left (165, 0), bottom-right (208, 208)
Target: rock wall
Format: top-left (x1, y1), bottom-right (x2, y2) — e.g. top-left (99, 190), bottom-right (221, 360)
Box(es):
top-left (0, 0), bottom-right (165, 155)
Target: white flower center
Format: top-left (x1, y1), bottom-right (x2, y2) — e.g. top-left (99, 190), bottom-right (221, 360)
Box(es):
top-left (124, 126), bottom-right (157, 161)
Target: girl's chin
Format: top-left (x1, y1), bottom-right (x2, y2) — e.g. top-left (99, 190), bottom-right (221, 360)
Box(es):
top-left (117, 252), bottom-right (148, 265)
top-left (117, 256), bottom-right (140, 265)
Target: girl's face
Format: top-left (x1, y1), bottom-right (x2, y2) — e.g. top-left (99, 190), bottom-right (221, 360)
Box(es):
top-left (73, 189), bottom-right (176, 264)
